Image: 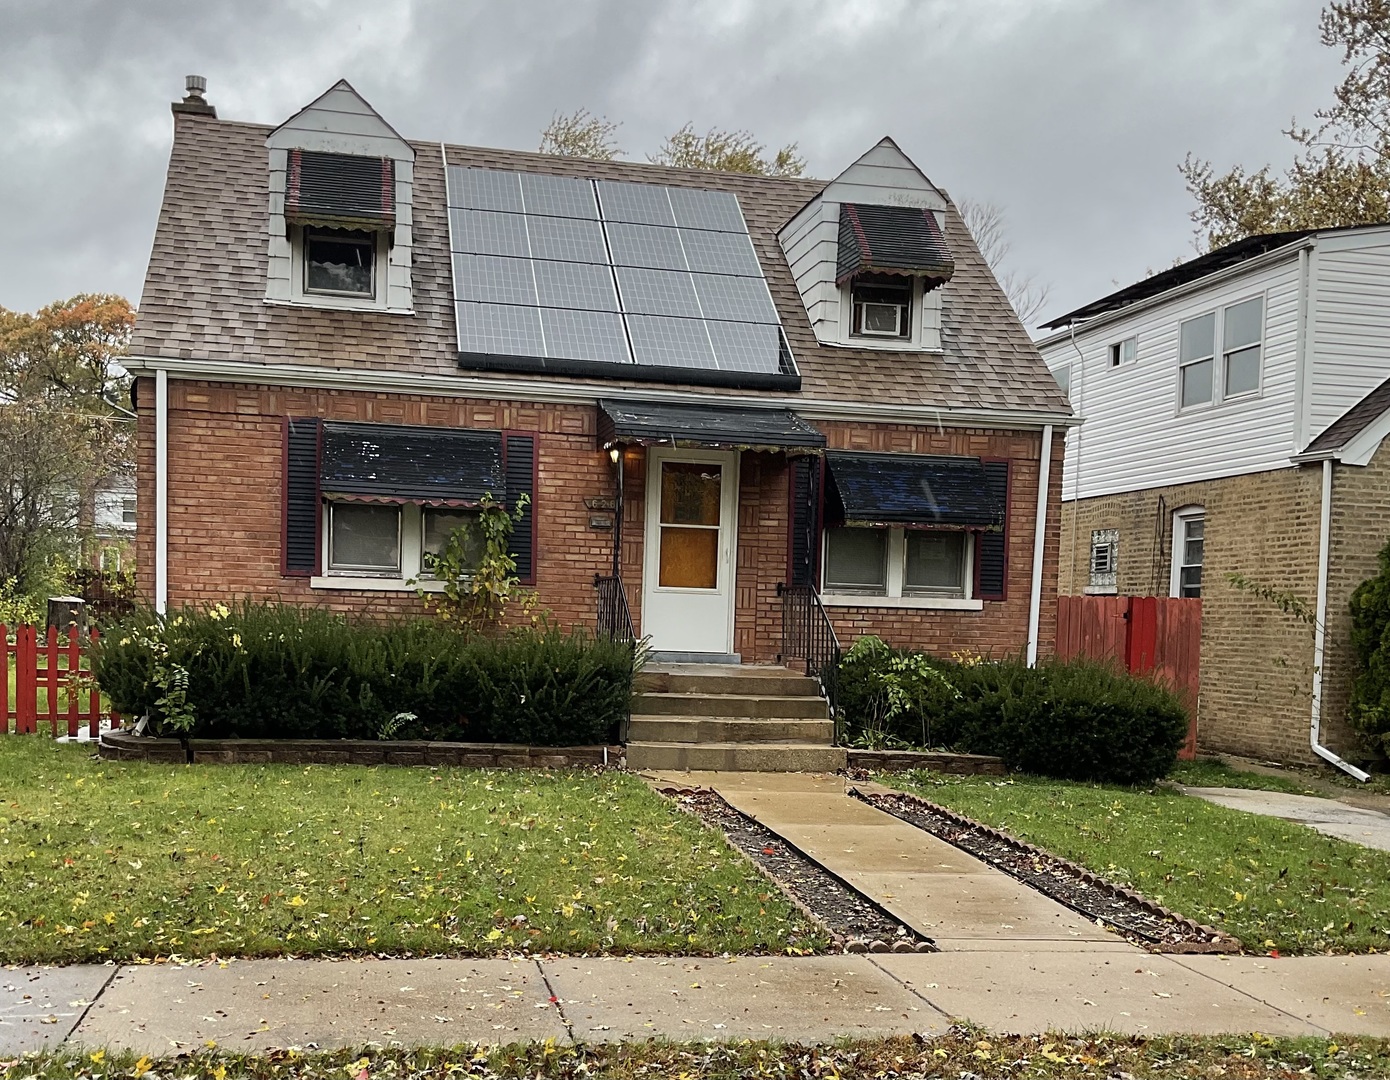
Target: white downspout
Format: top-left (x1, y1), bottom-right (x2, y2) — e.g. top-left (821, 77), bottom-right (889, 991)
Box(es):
top-left (155, 368), bottom-right (169, 615)
top-left (1311, 457), bottom-right (1370, 781)
top-left (1026, 423), bottom-right (1054, 666)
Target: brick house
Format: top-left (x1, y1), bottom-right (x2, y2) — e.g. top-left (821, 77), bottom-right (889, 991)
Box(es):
top-left (1038, 226), bottom-right (1390, 775)
top-left (127, 78), bottom-right (1070, 708)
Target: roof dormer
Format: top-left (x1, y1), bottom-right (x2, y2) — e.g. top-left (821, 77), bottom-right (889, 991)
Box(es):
top-left (264, 80), bottom-right (416, 314)
top-left (778, 137), bottom-right (953, 351)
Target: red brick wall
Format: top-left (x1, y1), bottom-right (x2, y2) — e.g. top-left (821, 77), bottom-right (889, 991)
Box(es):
top-left (136, 379), bottom-right (1060, 664)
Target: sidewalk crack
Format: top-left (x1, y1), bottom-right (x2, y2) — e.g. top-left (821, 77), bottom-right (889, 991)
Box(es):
top-left (534, 957), bottom-right (576, 1044)
top-left (1166, 956), bottom-right (1331, 1036)
top-left (864, 955), bottom-right (954, 1023)
top-left (63, 964), bottom-right (121, 1046)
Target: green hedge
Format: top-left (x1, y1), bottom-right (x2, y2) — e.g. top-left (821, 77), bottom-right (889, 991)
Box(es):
top-left (839, 636), bottom-right (1188, 784)
top-left (95, 602), bottom-right (636, 745)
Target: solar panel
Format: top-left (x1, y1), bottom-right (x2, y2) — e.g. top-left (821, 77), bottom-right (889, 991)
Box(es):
top-left (450, 209), bottom-right (530, 257)
top-left (453, 254), bottom-right (539, 307)
top-left (540, 308), bottom-right (631, 364)
top-left (669, 187), bottom-right (746, 233)
top-left (456, 302), bottom-right (544, 357)
top-left (520, 172), bottom-right (598, 219)
top-left (534, 260), bottom-right (620, 312)
top-left (627, 315), bottom-right (717, 370)
top-left (680, 229), bottom-right (762, 276)
top-left (615, 267), bottom-right (701, 318)
top-left (596, 180), bottom-right (676, 227)
top-left (524, 215), bottom-right (608, 264)
top-left (704, 320), bottom-right (784, 374)
top-left (692, 273), bottom-right (779, 324)
top-left (605, 223), bottom-right (688, 271)
top-left (446, 167), bottom-right (795, 381)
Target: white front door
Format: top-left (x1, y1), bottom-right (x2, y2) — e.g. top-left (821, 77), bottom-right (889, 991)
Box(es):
top-left (641, 448), bottom-right (739, 655)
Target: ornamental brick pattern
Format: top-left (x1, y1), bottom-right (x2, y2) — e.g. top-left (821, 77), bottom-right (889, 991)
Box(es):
top-left (135, 379), bottom-right (1060, 665)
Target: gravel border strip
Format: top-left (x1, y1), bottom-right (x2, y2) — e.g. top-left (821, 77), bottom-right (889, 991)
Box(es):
top-left (658, 785), bottom-right (935, 954)
top-left (851, 786), bottom-right (1241, 954)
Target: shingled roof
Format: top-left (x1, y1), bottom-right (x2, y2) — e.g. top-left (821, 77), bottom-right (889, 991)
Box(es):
top-left (1302, 373), bottom-right (1390, 456)
top-left (130, 113), bottom-right (1070, 416)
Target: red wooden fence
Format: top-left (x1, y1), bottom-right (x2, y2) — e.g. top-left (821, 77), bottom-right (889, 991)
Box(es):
top-left (1056, 595), bottom-right (1202, 760)
top-left (1, 624), bottom-right (121, 737)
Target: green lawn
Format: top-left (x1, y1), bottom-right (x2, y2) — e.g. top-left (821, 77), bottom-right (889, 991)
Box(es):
top-left (1171, 758), bottom-right (1390, 797)
top-left (0, 737), bottom-right (825, 964)
top-left (881, 770), bottom-right (1390, 955)
top-left (7, 1033), bottom-right (1388, 1080)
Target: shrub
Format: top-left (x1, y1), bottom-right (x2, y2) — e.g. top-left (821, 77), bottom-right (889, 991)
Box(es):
top-left (1349, 540), bottom-right (1390, 756)
top-left (839, 636), bottom-right (1189, 784)
top-left (95, 601), bottom-right (635, 745)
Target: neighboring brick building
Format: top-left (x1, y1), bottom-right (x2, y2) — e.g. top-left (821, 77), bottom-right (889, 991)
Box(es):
top-left (1040, 228), bottom-right (1390, 773)
top-left (127, 78), bottom-right (1071, 676)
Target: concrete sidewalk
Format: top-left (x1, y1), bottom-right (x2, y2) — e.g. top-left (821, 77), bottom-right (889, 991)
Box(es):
top-left (5, 951), bottom-right (1390, 1055)
top-left (1183, 786), bottom-right (1390, 852)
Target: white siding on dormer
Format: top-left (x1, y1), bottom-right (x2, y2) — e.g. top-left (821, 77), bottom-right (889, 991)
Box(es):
top-left (780, 198), bottom-right (840, 341)
top-left (265, 84), bottom-right (411, 159)
top-left (1042, 254), bottom-right (1303, 502)
top-left (820, 139), bottom-right (947, 211)
top-left (1305, 228), bottom-right (1390, 444)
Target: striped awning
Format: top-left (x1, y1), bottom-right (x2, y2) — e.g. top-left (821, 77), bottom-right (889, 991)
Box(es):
top-left (836, 203), bottom-right (954, 286)
top-left (320, 422), bottom-right (502, 505)
top-left (286, 149), bottom-right (395, 230)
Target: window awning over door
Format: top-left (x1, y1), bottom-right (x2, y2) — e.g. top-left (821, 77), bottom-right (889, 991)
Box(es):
top-left (826, 451), bottom-right (1003, 530)
top-left (285, 150), bottom-right (396, 230)
top-left (321, 422), bottom-right (503, 506)
top-left (597, 399), bottom-right (826, 453)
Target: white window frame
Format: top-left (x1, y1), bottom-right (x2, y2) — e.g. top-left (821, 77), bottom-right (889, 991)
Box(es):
top-left (820, 526), bottom-right (982, 610)
top-left (1169, 507), bottom-right (1205, 598)
top-left (1087, 528), bottom-right (1118, 594)
top-left (1176, 293), bottom-right (1265, 413)
top-left (1108, 336), bottom-right (1136, 367)
top-left (314, 502), bottom-right (443, 592)
top-left (291, 225), bottom-right (390, 312)
top-left (838, 276), bottom-right (934, 352)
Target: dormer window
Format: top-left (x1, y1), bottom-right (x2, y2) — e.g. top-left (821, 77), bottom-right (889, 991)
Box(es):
top-left (851, 276), bottom-right (912, 339)
top-left (304, 228), bottom-right (376, 298)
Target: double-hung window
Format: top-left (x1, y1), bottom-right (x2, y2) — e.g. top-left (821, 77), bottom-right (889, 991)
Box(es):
top-left (1179, 312), bottom-right (1216, 408)
top-left (1171, 509), bottom-right (1205, 598)
top-left (823, 526), bottom-right (971, 600)
top-left (1222, 296), bottom-right (1263, 397)
top-left (328, 503), bottom-right (403, 574)
top-left (1178, 296), bottom-right (1263, 409)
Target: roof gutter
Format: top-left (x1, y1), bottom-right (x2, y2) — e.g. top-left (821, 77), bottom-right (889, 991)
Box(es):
top-left (1311, 457), bottom-right (1370, 781)
top-left (1035, 238), bottom-right (1316, 349)
top-left (120, 354), bottom-right (1080, 431)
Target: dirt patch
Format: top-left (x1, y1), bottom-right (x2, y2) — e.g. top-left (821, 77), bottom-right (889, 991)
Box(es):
top-left (853, 787), bottom-right (1240, 954)
top-left (664, 788), bottom-right (934, 954)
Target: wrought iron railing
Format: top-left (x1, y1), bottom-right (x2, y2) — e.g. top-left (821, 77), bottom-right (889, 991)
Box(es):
top-left (593, 573), bottom-right (636, 646)
top-left (777, 582), bottom-right (842, 737)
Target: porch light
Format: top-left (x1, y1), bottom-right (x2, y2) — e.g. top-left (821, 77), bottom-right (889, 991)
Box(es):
top-left (608, 447), bottom-right (620, 464)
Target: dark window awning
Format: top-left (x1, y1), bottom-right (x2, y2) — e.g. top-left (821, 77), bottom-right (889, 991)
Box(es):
top-left (286, 149), bottom-right (395, 231)
top-left (826, 451), bottom-right (1003, 530)
top-left (598, 399), bottom-right (826, 453)
top-left (321, 422), bottom-right (502, 506)
top-left (837, 203), bottom-right (954, 287)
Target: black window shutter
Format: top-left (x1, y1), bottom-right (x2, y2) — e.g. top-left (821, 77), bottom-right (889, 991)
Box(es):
top-left (788, 455), bottom-right (821, 587)
top-left (283, 418), bottom-right (322, 576)
top-left (504, 433), bottom-right (537, 585)
top-left (976, 459), bottom-right (1010, 600)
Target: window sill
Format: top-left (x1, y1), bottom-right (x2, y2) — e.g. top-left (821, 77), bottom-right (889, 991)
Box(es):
top-left (821, 593), bottom-right (983, 611)
top-left (1083, 585), bottom-right (1119, 596)
top-left (310, 576), bottom-right (444, 593)
top-left (265, 298), bottom-right (415, 316)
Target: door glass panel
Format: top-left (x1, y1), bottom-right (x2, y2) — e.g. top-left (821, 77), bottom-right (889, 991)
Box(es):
top-left (660, 462), bottom-right (721, 526)
top-left (659, 527), bottom-right (719, 589)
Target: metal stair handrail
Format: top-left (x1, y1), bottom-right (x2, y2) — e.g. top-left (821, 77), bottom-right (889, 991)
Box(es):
top-left (776, 581), bottom-right (842, 736)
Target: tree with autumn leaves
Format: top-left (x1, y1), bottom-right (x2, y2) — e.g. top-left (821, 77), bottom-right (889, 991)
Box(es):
top-left (0, 294), bottom-right (134, 595)
top-left (1183, 1), bottom-right (1390, 248)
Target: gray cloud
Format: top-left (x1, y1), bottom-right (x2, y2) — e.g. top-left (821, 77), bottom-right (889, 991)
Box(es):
top-left (0, 0), bottom-right (1340, 323)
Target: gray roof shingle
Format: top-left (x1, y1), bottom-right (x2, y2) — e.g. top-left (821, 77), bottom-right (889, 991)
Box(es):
top-left (130, 114), bottom-right (1070, 416)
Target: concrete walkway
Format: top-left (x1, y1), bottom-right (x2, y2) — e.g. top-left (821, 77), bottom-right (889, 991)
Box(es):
top-left (1183, 786), bottom-right (1390, 852)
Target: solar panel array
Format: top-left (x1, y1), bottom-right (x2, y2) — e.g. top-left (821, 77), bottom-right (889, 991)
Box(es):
top-left (446, 167), bottom-right (793, 377)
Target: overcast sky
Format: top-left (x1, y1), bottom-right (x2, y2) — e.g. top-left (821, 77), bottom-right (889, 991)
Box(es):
top-left (0, 0), bottom-right (1342, 327)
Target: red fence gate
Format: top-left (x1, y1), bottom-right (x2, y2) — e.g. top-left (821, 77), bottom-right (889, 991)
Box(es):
top-left (1055, 596), bottom-right (1201, 760)
top-left (2, 624), bottom-right (121, 737)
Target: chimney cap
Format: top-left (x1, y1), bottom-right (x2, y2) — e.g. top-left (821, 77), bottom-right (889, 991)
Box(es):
top-left (172, 74), bottom-right (216, 119)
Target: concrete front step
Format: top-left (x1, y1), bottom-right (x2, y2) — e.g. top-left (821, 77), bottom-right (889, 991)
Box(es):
top-left (641, 668), bottom-right (822, 698)
top-left (633, 692), bottom-right (830, 720)
top-left (627, 740), bottom-right (847, 774)
top-left (628, 715), bottom-right (835, 745)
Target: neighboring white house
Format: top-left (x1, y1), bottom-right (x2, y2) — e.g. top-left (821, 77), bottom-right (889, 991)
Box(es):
top-left (1038, 225), bottom-right (1390, 771)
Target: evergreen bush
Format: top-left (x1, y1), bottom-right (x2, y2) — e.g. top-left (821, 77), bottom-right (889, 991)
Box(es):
top-left (95, 601), bottom-right (635, 745)
top-left (1348, 540), bottom-right (1390, 755)
top-left (838, 636), bottom-right (1188, 783)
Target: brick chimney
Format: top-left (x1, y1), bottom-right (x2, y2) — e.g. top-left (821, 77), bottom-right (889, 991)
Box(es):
top-left (171, 75), bottom-right (216, 118)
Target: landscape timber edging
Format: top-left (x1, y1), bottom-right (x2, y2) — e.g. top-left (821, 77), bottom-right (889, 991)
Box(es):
top-left (98, 730), bottom-right (624, 768)
top-left (845, 748), bottom-right (1006, 775)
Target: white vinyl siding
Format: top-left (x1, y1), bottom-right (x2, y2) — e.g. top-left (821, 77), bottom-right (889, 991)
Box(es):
top-left (1042, 255), bottom-right (1301, 501)
top-left (1305, 229), bottom-right (1390, 444)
